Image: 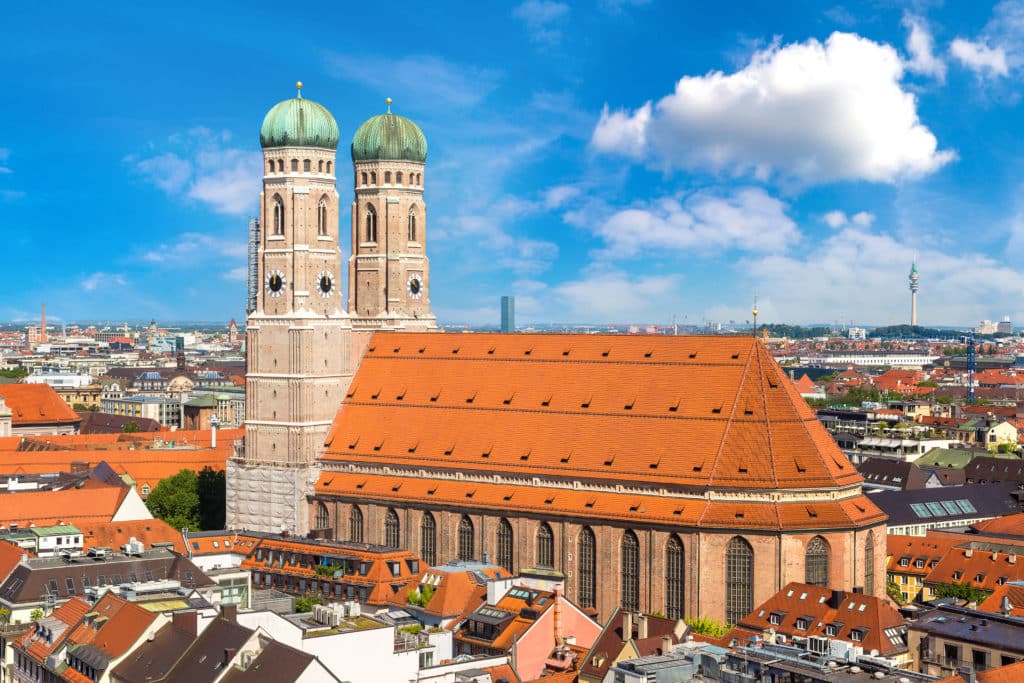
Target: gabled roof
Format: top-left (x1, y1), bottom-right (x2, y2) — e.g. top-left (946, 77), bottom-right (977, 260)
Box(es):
top-left (934, 661), bottom-right (1024, 683)
top-left (579, 607), bottom-right (683, 680)
top-left (14, 596), bottom-right (91, 661)
top-left (393, 562), bottom-right (507, 619)
top-left (736, 582), bottom-right (907, 656)
top-left (972, 512), bottom-right (1024, 540)
top-left (321, 334), bottom-right (863, 492)
top-left (0, 484), bottom-right (131, 527)
top-left (220, 639), bottom-right (333, 683)
top-left (886, 531), bottom-right (967, 578)
top-left (977, 581), bottom-right (1024, 618)
top-left (924, 542), bottom-right (1024, 592)
top-left (0, 384), bottom-right (81, 426)
top-left (110, 616), bottom-right (200, 682)
top-left (77, 412), bottom-right (163, 435)
top-left (162, 617), bottom-right (254, 683)
top-left (75, 519), bottom-right (186, 555)
top-left (62, 592), bottom-right (156, 661)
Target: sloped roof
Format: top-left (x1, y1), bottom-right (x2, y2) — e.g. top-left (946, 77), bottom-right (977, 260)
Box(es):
top-left (0, 384), bottom-right (80, 426)
top-left (736, 582), bottom-right (907, 657)
top-left (75, 518), bottom-right (186, 554)
top-left (321, 334), bottom-right (862, 492)
top-left (972, 513), bottom-right (1024, 540)
top-left (62, 592), bottom-right (156, 660)
top-left (77, 412), bottom-right (163, 435)
top-left (978, 581), bottom-right (1024, 618)
top-left (220, 639), bottom-right (327, 683)
top-left (924, 542), bottom-right (1024, 592)
top-left (886, 531), bottom-right (967, 579)
top-left (0, 484), bottom-right (131, 527)
top-left (14, 596), bottom-right (91, 661)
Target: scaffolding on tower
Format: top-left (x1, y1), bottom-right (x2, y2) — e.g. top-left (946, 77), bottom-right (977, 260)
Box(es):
top-left (247, 217), bottom-right (261, 314)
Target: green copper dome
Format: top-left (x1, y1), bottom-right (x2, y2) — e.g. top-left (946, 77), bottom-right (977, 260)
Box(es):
top-left (260, 84), bottom-right (339, 150)
top-left (351, 102), bottom-right (427, 163)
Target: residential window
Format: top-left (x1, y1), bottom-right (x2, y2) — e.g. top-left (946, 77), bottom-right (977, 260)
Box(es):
top-left (665, 534), bottom-right (685, 620)
top-left (350, 505), bottom-right (364, 543)
top-left (578, 527), bottom-right (596, 609)
top-left (420, 512), bottom-right (437, 566)
top-left (497, 518), bottom-right (513, 571)
top-left (805, 536), bottom-right (830, 587)
top-left (621, 530), bottom-right (640, 612)
top-left (458, 516), bottom-right (474, 561)
top-left (385, 508), bottom-right (401, 548)
top-left (726, 536), bottom-right (754, 625)
top-left (536, 522), bottom-right (554, 569)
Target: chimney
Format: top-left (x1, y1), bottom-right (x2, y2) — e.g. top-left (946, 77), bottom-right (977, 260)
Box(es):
top-left (637, 614), bottom-right (648, 640)
top-left (172, 610), bottom-right (198, 637)
top-left (661, 635), bottom-right (672, 655)
top-left (622, 611), bottom-right (634, 641)
top-left (828, 589), bottom-right (844, 609)
top-left (223, 648), bottom-right (237, 667)
top-left (220, 604), bottom-right (238, 623)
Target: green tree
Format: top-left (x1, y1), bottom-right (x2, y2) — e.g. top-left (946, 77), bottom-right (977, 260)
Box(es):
top-left (933, 582), bottom-right (990, 604)
top-left (197, 467), bottom-right (226, 530)
top-left (684, 615), bottom-right (731, 637)
top-left (887, 581), bottom-right (906, 605)
top-left (0, 367), bottom-right (28, 379)
top-left (72, 403), bottom-right (100, 412)
top-left (145, 469), bottom-right (200, 530)
top-left (295, 594), bottom-right (322, 613)
top-left (29, 608), bottom-right (43, 621)
top-left (122, 421), bottom-right (141, 433)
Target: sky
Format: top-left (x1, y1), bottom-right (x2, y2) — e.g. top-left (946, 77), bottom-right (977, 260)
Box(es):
top-left (1, 1), bottom-right (1023, 328)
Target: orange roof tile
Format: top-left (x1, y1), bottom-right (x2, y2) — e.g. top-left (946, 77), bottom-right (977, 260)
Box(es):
top-left (924, 544), bottom-right (1024, 592)
top-left (972, 513), bottom-right (1024, 539)
top-left (75, 519), bottom-right (186, 554)
top-left (0, 539), bottom-right (31, 582)
top-left (934, 661), bottom-right (1024, 683)
top-left (321, 335), bottom-right (862, 493)
top-left (0, 384), bottom-right (80, 426)
top-left (886, 532), bottom-right (967, 578)
top-left (977, 582), bottom-right (1024, 618)
top-left (61, 592), bottom-right (156, 661)
top-left (14, 597), bottom-right (91, 661)
top-left (0, 484), bottom-right (131, 527)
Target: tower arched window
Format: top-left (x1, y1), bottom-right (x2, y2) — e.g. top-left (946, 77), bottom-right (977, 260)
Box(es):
top-left (536, 522), bottom-right (554, 568)
top-left (578, 527), bottom-right (596, 608)
top-left (385, 171), bottom-right (392, 184)
top-left (666, 535), bottom-right (685, 619)
top-left (621, 530), bottom-right (640, 612)
top-left (303, 159), bottom-right (311, 172)
top-left (267, 160), bottom-right (274, 174)
top-left (327, 161), bottom-right (332, 174)
top-left (396, 171), bottom-right (403, 184)
top-left (408, 208), bottom-right (417, 242)
top-left (318, 159), bottom-right (324, 173)
top-left (497, 518), bottom-right (513, 571)
top-left (726, 536), bottom-right (754, 625)
top-left (291, 159), bottom-right (298, 172)
top-left (277, 159), bottom-right (284, 172)
top-left (420, 512), bottom-right (437, 566)
top-left (458, 516), bottom-right (474, 561)
top-left (365, 205), bottom-right (378, 243)
top-left (314, 502), bottom-right (329, 530)
top-left (272, 195), bottom-right (284, 235)
top-left (371, 171), bottom-right (377, 184)
top-left (317, 197), bottom-right (328, 236)
top-left (361, 172), bottom-right (368, 185)
top-left (385, 508), bottom-right (401, 548)
top-left (865, 533), bottom-right (875, 595)
top-left (349, 505), bottom-right (363, 543)
top-left (805, 536), bottom-right (830, 587)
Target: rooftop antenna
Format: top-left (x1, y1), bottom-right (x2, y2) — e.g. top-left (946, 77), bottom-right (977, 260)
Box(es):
top-left (751, 294), bottom-right (759, 338)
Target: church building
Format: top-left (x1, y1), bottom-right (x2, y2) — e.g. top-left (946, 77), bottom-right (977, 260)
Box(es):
top-left (230, 86), bottom-right (888, 624)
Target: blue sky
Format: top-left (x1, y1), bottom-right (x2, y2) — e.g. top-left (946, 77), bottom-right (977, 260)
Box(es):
top-left (2, 1), bottom-right (1023, 327)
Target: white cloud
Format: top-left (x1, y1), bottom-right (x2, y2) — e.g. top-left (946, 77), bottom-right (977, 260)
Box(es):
top-left (851, 211), bottom-right (876, 227)
top-left (129, 129), bottom-right (260, 216)
top-left (551, 269), bottom-right (683, 323)
top-left (741, 227), bottom-right (1024, 325)
top-left (950, 38), bottom-right (1009, 77)
top-left (591, 32), bottom-right (955, 184)
top-left (823, 210), bottom-right (848, 228)
top-left (222, 266), bottom-right (248, 282)
top-left (81, 272), bottom-right (127, 292)
top-left (903, 14), bottom-right (946, 81)
top-left (592, 187), bottom-right (798, 258)
top-left (143, 232), bottom-right (246, 265)
top-left (543, 184), bottom-right (582, 209)
top-left (325, 53), bottom-right (501, 109)
top-left (513, 0), bottom-right (570, 44)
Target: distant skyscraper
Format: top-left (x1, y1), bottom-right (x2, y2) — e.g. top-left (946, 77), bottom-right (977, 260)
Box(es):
top-left (908, 261), bottom-right (920, 326)
top-left (501, 296), bottom-right (515, 333)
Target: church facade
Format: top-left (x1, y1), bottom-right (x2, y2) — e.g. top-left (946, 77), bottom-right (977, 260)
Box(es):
top-left (231, 86), bottom-right (888, 624)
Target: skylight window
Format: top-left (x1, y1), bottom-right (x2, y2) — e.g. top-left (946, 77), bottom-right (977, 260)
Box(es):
top-left (910, 503), bottom-right (932, 518)
top-left (955, 499), bottom-right (978, 514)
top-left (925, 502), bottom-right (946, 516)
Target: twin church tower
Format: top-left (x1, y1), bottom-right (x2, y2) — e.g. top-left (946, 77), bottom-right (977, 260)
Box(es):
top-left (227, 84), bottom-right (436, 533)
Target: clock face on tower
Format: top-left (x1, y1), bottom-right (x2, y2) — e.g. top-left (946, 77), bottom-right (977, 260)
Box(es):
top-left (407, 274), bottom-right (423, 300)
top-left (318, 270), bottom-right (335, 298)
top-left (266, 270), bottom-right (286, 298)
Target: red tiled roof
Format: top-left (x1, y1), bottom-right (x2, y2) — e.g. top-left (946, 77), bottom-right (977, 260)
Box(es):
top-left (0, 539), bottom-right (31, 582)
top-left (924, 544), bottom-right (1024, 592)
top-left (0, 484), bottom-right (131, 526)
top-left (15, 597), bottom-right (91, 661)
top-left (977, 582), bottom-right (1024, 618)
top-left (61, 593), bottom-right (156, 662)
top-left (0, 384), bottom-right (81, 426)
top-left (321, 335), bottom-right (863, 492)
top-left (736, 582), bottom-right (906, 656)
top-left (935, 661), bottom-right (1024, 683)
top-left (972, 513), bottom-right (1024, 539)
top-left (886, 532), bottom-right (966, 579)
top-left (75, 519), bottom-right (186, 554)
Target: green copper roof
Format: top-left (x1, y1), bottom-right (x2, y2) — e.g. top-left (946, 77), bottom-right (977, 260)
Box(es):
top-left (260, 85), bottom-right (339, 150)
top-left (351, 103), bottom-right (427, 163)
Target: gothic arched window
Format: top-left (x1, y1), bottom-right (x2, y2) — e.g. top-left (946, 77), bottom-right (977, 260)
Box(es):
top-left (349, 505), bottom-right (363, 543)
top-left (578, 527), bottom-right (596, 608)
top-left (865, 533), bottom-right (875, 595)
top-left (420, 512), bottom-right (437, 566)
top-left (385, 508), bottom-right (401, 548)
top-left (805, 536), bottom-right (830, 587)
top-left (318, 159), bottom-right (324, 173)
top-left (291, 159), bottom-right (298, 172)
top-left (365, 205), bottom-right (377, 242)
top-left (326, 161), bottom-right (332, 174)
top-left (726, 536), bottom-right (754, 625)
top-left (666, 535), bottom-right (685, 619)
top-left (396, 171), bottom-right (403, 184)
top-left (361, 172), bottom-right (368, 185)
top-left (458, 516), bottom-right (474, 561)
top-left (314, 502), bottom-right (329, 530)
top-left (272, 195), bottom-right (284, 235)
top-left (621, 530), bottom-right (640, 611)
top-left (408, 208), bottom-right (417, 242)
top-left (317, 197), bottom-right (328, 236)
top-left (371, 171), bottom-right (377, 184)
top-left (385, 171), bottom-right (392, 184)
top-left (497, 518), bottom-right (513, 571)
top-left (267, 160), bottom-right (274, 174)
top-left (277, 159), bottom-right (284, 172)
top-left (303, 159), bottom-right (311, 172)
top-left (536, 522), bottom-right (554, 568)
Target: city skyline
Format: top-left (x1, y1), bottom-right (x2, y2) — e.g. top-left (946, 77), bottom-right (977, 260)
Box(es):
top-left (2, 2), bottom-right (1023, 326)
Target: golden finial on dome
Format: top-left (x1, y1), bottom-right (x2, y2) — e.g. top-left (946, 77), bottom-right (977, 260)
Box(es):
top-left (296, 81), bottom-right (303, 98)
top-left (386, 97), bottom-right (392, 112)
